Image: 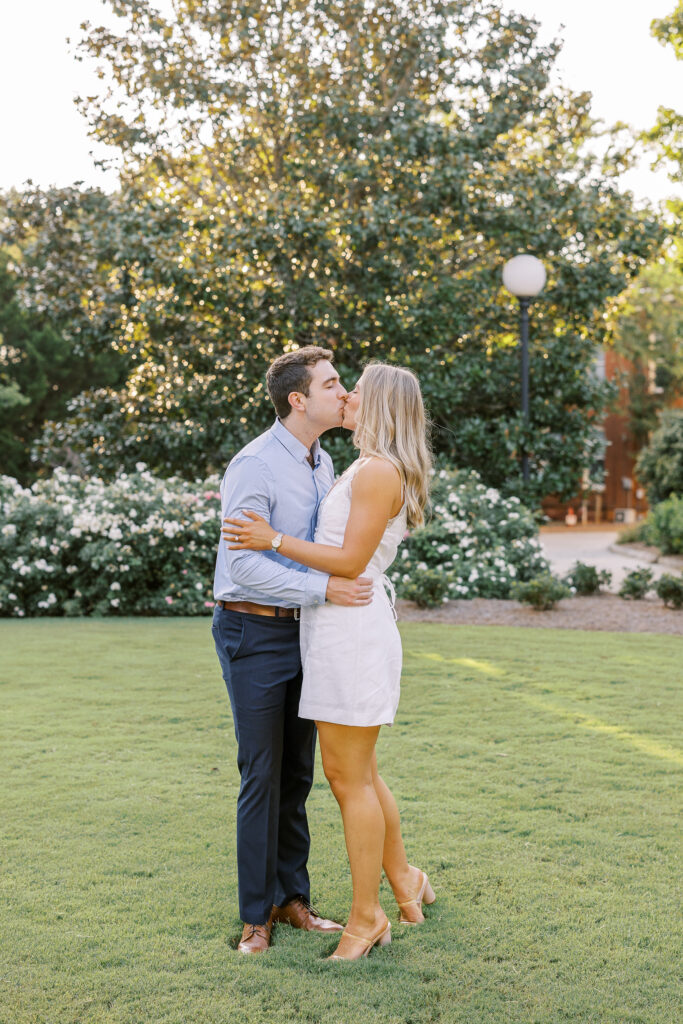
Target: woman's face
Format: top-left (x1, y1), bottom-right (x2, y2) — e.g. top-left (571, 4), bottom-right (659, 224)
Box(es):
top-left (341, 379), bottom-right (361, 431)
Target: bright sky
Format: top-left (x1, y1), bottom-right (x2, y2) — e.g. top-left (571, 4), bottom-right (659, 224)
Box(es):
top-left (1, 0), bottom-right (681, 204)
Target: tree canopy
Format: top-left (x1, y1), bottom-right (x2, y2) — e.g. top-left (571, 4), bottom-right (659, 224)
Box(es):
top-left (1, 1), bottom-right (665, 500)
top-left (611, 260), bottom-right (683, 447)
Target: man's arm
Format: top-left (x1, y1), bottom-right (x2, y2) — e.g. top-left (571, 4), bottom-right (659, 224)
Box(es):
top-left (222, 457), bottom-right (372, 607)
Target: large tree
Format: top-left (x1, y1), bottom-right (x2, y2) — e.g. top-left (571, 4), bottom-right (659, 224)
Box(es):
top-left (3, 1), bottom-right (663, 500)
top-left (0, 236), bottom-right (127, 483)
top-left (645, 2), bottom-right (683, 253)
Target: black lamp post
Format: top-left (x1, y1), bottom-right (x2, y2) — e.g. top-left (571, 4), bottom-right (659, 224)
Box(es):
top-left (502, 255), bottom-right (547, 483)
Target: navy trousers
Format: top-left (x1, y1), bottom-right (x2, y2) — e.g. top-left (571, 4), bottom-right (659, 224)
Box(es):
top-left (211, 606), bottom-right (317, 925)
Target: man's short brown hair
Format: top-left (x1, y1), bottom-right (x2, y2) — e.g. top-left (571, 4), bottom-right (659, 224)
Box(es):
top-left (266, 346), bottom-right (335, 419)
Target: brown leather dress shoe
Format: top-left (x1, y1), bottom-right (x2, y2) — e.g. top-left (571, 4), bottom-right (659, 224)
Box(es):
top-left (237, 920), bottom-right (273, 954)
top-left (272, 896), bottom-right (344, 933)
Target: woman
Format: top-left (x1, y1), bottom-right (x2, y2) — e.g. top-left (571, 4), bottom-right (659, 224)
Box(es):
top-left (223, 363), bottom-right (435, 961)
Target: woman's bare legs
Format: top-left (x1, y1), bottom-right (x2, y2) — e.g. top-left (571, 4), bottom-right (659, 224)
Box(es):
top-left (316, 722), bottom-right (389, 956)
top-left (369, 752), bottom-right (424, 916)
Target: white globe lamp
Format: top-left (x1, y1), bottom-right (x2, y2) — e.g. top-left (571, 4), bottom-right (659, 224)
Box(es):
top-left (502, 255), bottom-right (547, 484)
top-left (502, 254), bottom-right (547, 297)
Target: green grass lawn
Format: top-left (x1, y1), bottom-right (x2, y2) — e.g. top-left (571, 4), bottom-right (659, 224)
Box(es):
top-left (1, 620), bottom-right (681, 1024)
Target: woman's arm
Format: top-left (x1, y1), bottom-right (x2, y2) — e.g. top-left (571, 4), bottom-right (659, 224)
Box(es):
top-left (223, 458), bottom-right (402, 579)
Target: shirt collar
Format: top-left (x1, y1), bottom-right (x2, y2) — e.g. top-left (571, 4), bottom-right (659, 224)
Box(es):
top-left (270, 418), bottom-right (321, 467)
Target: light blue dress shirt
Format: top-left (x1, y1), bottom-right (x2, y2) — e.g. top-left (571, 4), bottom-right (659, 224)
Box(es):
top-left (213, 419), bottom-right (335, 607)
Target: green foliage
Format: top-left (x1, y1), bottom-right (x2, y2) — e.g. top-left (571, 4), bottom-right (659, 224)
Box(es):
top-left (618, 567), bottom-right (655, 601)
top-left (1, 464), bottom-right (548, 616)
top-left (655, 571), bottom-right (683, 608)
top-left (0, 469), bottom-right (220, 617)
top-left (610, 261), bottom-right (683, 445)
top-left (646, 3), bottom-right (683, 260)
top-left (648, 2), bottom-right (683, 181)
top-left (511, 573), bottom-right (570, 610)
top-left (0, 253), bottom-right (128, 482)
top-left (649, 494), bottom-right (683, 554)
top-left (389, 467), bottom-right (549, 601)
top-left (562, 561), bottom-right (612, 596)
top-left (399, 568), bottom-right (450, 608)
top-left (635, 409), bottom-right (683, 503)
top-left (616, 519), bottom-right (654, 546)
top-left (1, 1), bottom-right (664, 501)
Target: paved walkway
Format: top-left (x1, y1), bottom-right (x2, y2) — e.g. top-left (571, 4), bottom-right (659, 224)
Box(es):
top-left (539, 528), bottom-right (682, 592)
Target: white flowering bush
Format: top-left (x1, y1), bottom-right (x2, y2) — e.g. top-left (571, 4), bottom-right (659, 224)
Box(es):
top-left (389, 468), bottom-right (549, 604)
top-left (0, 466), bottom-right (220, 617)
top-left (1, 464), bottom-right (548, 617)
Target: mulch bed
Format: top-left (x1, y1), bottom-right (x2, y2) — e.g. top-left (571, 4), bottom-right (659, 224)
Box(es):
top-left (396, 595), bottom-right (682, 635)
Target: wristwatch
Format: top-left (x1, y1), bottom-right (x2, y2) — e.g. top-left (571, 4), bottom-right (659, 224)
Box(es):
top-left (271, 532), bottom-right (284, 552)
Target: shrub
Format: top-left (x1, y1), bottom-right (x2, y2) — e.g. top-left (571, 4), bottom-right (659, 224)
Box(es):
top-left (563, 561), bottom-right (613, 596)
top-left (1, 464), bottom-right (549, 617)
top-left (616, 520), bottom-right (653, 546)
top-left (389, 468), bottom-right (549, 602)
top-left (511, 574), bottom-right (571, 610)
top-left (648, 495), bottom-right (683, 555)
top-left (399, 569), bottom-right (450, 609)
top-left (635, 409), bottom-right (683, 504)
top-left (654, 573), bottom-right (683, 609)
top-left (618, 567), bottom-right (655, 601)
top-left (0, 467), bottom-right (220, 617)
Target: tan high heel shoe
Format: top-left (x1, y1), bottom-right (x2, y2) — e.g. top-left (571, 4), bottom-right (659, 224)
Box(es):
top-left (395, 866), bottom-right (436, 925)
top-left (326, 918), bottom-right (392, 961)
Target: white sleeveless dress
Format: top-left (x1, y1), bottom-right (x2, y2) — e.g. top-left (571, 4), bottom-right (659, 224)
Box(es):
top-left (298, 459), bottom-right (408, 727)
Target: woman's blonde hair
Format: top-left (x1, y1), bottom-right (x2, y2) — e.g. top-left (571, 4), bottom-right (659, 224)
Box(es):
top-left (352, 363), bottom-right (432, 529)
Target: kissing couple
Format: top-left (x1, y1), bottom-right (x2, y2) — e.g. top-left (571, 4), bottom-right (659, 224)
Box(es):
top-left (212, 345), bottom-right (435, 961)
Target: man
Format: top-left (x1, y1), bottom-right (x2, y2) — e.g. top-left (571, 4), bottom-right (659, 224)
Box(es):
top-left (212, 346), bottom-right (373, 954)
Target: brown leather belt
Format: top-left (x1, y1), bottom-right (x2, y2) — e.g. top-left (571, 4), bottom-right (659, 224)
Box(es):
top-left (217, 599), bottom-right (300, 620)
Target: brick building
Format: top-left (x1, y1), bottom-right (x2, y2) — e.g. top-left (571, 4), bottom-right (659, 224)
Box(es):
top-left (542, 348), bottom-right (683, 524)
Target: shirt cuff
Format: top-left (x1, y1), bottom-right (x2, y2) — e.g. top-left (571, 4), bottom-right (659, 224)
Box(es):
top-left (304, 570), bottom-right (329, 606)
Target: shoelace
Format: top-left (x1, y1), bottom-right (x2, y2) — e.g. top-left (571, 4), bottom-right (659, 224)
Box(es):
top-left (292, 896), bottom-right (322, 919)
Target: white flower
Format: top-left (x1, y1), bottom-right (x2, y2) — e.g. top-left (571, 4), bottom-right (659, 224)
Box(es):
top-left (135, 462), bottom-right (147, 472)
top-left (110, 581), bottom-right (121, 591)
top-left (195, 582), bottom-right (203, 590)
top-left (2, 524), bottom-right (16, 537)
top-left (109, 527), bottom-right (123, 541)
top-left (110, 598), bottom-right (120, 608)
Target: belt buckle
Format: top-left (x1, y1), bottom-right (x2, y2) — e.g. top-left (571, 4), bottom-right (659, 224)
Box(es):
top-left (293, 608), bottom-right (300, 621)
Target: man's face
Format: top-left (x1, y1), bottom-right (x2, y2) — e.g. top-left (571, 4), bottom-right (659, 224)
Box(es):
top-left (296, 360), bottom-right (347, 431)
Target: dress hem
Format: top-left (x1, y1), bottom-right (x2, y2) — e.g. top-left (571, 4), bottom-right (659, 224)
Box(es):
top-left (298, 703), bottom-right (395, 728)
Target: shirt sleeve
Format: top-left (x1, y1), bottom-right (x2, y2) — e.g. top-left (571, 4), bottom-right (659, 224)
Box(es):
top-left (222, 455), bottom-right (329, 606)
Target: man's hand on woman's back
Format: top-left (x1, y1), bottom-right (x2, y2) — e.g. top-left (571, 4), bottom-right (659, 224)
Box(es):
top-left (325, 576), bottom-right (374, 606)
